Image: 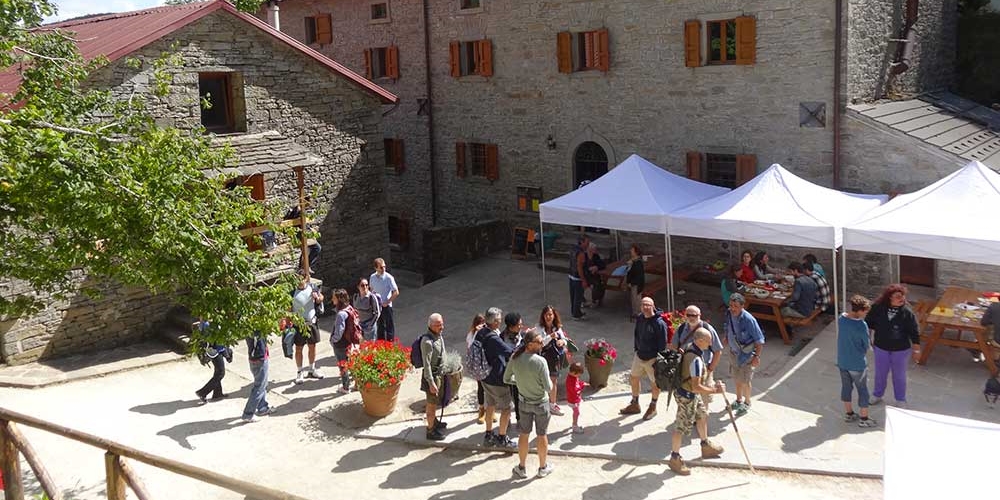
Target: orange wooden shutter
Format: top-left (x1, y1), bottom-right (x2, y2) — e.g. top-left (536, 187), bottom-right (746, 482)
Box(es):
top-left (684, 20), bottom-right (701, 67)
top-left (595, 28), bottom-right (609, 72)
top-left (557, 31), bottom-right (572, 73)
top-left (478, 39), bottom-right (493, 76)
top-left (394, 139), bottom-right (405, 173)
top-left (386, 45), bottom-right (399, 79)
top-left (316, 14), bottom-right (332, 44)
top-left (735, 154), bottom-right (757, 186)
top-left (449, 41), bottom-right (461, 77)
top-left (485, 144), bottom-right (499, 181)
top-left (735, 16), bottom-right (756, 65)
top-left (583, 31), bottom-right (596, 68)
top-left (363, 49), bottom-right (372, 79)
top-left (685, 151), bottom-right (703, 181)
top-left (456, 142), bottom-right (466, 177)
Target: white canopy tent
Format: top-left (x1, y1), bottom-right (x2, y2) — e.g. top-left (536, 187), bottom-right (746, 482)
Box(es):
top-left (668, 164), bottom-right (888, 318)
top-left (843, 160), bottom-right (1000, 267)
top-left (538, 154), bottom-right (730, 309)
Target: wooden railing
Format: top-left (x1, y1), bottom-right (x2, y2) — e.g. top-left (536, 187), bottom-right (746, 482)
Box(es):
top-left (0, 406), bottom-right (309, 500)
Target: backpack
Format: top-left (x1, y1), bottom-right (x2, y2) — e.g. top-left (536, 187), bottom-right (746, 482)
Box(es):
top-left (410, 333), bottom-right (431, 368)
top-left (986, 377), bottom-right (1000, 407)
top-left (653, 349), bottom-right (690, 392)
top-left (343, 306), bottom-right (363, 346)
top-left (282, 328), bottom-right (296, 358)
top-left (465, 329), bottom-right (493, 381)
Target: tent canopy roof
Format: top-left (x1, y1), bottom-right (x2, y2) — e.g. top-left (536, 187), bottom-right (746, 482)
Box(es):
top-left (668, 164), bottom-right (887, 248)
top-left (539, 154), bottom-right (730, 233)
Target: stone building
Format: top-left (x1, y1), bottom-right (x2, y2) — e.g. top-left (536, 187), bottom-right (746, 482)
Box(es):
top-left (0, 0), bottom-right (396, 364)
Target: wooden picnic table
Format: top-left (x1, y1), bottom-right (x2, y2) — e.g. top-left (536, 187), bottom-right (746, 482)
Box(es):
top-left (919, 286), bottom-right (998, 376)
top-left (597, 254), bottom-right (669, 295)
top-left (742, 285), bottom-right (794, 345)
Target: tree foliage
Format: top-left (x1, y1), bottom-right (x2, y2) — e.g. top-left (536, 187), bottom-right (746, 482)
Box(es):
top-left (0, 0), bottom-right (296, 349)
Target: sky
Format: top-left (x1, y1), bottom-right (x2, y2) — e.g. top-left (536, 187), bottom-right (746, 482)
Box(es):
top-left (48, 0), bottom-right (166, 22)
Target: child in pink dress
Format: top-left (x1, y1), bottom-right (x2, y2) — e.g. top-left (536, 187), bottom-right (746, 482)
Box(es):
top-left (565, 362), bottom-right (587, 433)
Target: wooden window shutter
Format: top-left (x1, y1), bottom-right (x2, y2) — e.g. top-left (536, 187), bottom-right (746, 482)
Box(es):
top-left (455, 142), bottom-right (466, 178)
top-left (386, 45), bottom-right (399, 79)
top-left (735, 154), bottom-right (757, 186)
top-left (477, 39), bottom-right (493, 77)
top-left (363, 49), bottom-right (372, 79)
top-left (316, 14), bottom-right (332, 45)
top-left (685, 151), bottom-right (703, 181)
top-left (583, 31), bottom-right (596, 68)
top-left (398, 217), bottom-right (411, 250)
top-left (394, 139), bottom-right (405, 173)
top-left (735, 16), bottom-right (756, 65)
top-left (595, 28), bottom-right (610, 72)
top-left (485, 144), bottom-right (499, 181)
top-left (449, 41), bottom-right (461, 78)
top-left (557, 31), bottom-right (572, 73)
top-left (684, 20), bottom-right (701, 68)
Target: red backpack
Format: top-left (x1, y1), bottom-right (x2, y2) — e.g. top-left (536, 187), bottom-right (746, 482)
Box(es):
top-left (338, 306), bottom-right (363, 347)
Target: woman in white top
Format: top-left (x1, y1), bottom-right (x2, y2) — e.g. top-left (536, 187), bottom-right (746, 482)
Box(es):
top-left (537, 305), bottom-right (568, 416)
top-left (465, 313), bottom-right (490, 424)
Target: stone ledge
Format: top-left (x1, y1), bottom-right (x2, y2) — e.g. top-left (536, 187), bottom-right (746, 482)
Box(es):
top-left (0, 340), bottom-right (185, 389)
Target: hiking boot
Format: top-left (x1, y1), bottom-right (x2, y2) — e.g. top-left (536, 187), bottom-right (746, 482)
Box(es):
top-left (536, 464), bottom-right (554, 478)
top-left (844, 412), bottom-right (860, 422)
top-left (434, 420), bottom-right (448, 430)
top-left (642, 404), bottom-right (657, 421)
top-left (858, 418), bottom-right (878, 428)
top-left (512, 465), bottom-right (528, 479)
top-left (667, 455), bottom-right (690, 476)
top-left (620, 402), bottom-right (641, 415)
top-left (700, 440), bottom-right (724, 459)
top-left (426, 428), bottom-right (445, 441)
top-left (477, 407), bottom-right (486, 424)
top-left (483, 431), bottom-right (497, 447)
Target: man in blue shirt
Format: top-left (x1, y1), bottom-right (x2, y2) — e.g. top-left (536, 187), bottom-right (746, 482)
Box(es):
top-left (782, 263), bottom-right (818, 319)
top-left (369, 257), bottom-right (400, 342)
top-left (723, 293), bottom-right (765, 416)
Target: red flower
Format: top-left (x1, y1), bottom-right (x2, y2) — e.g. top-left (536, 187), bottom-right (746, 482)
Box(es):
top-left (390, 377), bottom-right (397, 385)
top-left (599, 359), bottom-right (606, 366)
top-left (365, 382), bottom-right (372, 389)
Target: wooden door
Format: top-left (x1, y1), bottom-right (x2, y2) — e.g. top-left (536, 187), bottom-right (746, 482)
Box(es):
top-left (900, 256), bottom-right (935, 287)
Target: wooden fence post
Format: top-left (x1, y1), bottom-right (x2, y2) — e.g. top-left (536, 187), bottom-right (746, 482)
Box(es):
top-left (105, 451), bottom-right (126, 500)
top-left (3, 422), bottom-right (62, 500)
top-left (0, 419), bottom-right (25, 500)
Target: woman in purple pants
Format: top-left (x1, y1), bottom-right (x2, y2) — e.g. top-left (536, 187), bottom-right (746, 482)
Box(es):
top-left (865, 284), bottom-right (921, 406)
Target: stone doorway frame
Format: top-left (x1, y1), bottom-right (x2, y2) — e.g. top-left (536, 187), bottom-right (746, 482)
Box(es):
top-left (566, 126), bottom-right (617, 191)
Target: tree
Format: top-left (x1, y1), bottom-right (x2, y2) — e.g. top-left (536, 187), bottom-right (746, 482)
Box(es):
top-left (0, 0), bottom-right (296, 349)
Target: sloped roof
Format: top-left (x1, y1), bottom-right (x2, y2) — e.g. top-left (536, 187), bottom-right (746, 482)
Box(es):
top-left (848, 91), bottom-right (1000, 169)
top-left (0, 0), bottom-right (396, 103)
top-left (206, 131), bottom-right (323, 177)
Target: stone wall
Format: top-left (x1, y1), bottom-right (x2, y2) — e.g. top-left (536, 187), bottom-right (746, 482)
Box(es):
top-left (421, 220), bottom-right (510, 282)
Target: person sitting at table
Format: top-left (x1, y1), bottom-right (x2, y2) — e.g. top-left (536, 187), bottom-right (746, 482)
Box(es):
top-left (585, 242), bottom-right (607, 308)
top-left (781, 263), bottom-right (818, 319)
top-left (981, 300), bottom-right (1000, 354)
top-left (801, 264), bottom-right (831, 313)
top-left (751, 251), bottom-right (779, 280)
top-left (736, 250), bottom-right (756, 283)
top-left (866, 284), bottom-right (920, 407)
top-left (803, 253), bottom-right (826, 278)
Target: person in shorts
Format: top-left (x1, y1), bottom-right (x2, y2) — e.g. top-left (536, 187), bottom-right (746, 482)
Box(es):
top-left (291, 278), bottom-right (324, 385)
top-left (620, 297), bottom-right (668, 421)
top-left (504, 329), bottom-right (554, 479)
top-left (723, 293), bottom-right (765, 416)
top-left (477, 307), bottom-right (515, 448)
top-left (667, 328), bottom-right (726, 476)
top-left (421, 313), bottom-right (447, 441)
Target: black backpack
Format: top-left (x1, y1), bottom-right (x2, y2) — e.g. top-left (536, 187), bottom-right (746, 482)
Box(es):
top-left (653, 349), bottom-right (686, 392)
top-left (985, 377), bottom-right (1000, 407)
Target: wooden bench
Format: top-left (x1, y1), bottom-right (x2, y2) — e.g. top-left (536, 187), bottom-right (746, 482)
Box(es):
top-left (641, 276), bottom-right (669, 298)
top-left (783, 307), bottom-right (823, 327)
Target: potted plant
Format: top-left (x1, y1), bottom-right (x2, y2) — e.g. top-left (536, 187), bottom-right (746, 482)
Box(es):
top-left (346, 340), bottom-right (411, 417)
top-left (583, 338), bottom-right (617, 388)
top-left (661, 309), bottom-right (688, 344)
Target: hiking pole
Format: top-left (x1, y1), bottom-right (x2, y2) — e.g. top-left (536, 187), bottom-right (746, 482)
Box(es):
top-left (719, 390), bottom-right (756, 474)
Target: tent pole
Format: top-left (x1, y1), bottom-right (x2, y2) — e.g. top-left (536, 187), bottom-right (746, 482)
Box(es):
top-left (665, 233), bottom-right (673, 311)
top-left (832, 247), bottom-right (840, 322)
top-left (841, 246), bottom-right (848, 312)
top-left (540, 220), bottom-right (547, 304)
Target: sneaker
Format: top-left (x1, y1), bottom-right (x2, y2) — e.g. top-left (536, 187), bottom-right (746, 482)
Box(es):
top-left (550, 404), bottom-right (565, 416)
top-left (893, 401), bottom-right (907, 409)
top-left (572, 425), bottom-right (585, 434)
top-left (858, 418), bottom-right (878, 428)
top-left (844, 412), bottom-right (860, 422)
top-left (667, 455), bottom-right (690, 476)
top-left (536, 464), bottom-right (554, 478)
top-left (210, 394), bottom-right (226, 402)
top-left (620, 402), bottom-right (642, 415)
top-left (571, 315), bottom-right (587, 321)
top-left (241, 415), bottom-right (258, 423)
top-left (483, 431), bottom-right (497, 447)
top-left (426, 428), bottom-right (445, 441)
top-left (256, 406), bottom-right (276, 416)
top-left (308, 368), bottom-right (325, 379)
top-left (642, 404), bottom-right (658, 421)
top-left (434, 420), bottom-right (448, 430)
top-left (477, 407), bottom-right (486, 425)
top-left (729, 401), bottom-right (743, 412)
top-left (734, 403), bottom-right (749, 417)
top-left (700, 440), bottom-right (724, 459)
top-left (195, 392), bottom-right (207, 405)
top-left (294, 371), bottom-right (306, 385)
top-left (870, 396), bottom-right (883, 405)
top-left (337, 386), bottom-right (351, 394)
top-left (512, 465), bottom-right (529, 479)
top-left (495, 435), bottom-right (515, 449)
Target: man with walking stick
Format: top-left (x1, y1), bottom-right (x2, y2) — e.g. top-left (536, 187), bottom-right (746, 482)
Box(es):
top-left (667, 328), bottom-right (726, 476)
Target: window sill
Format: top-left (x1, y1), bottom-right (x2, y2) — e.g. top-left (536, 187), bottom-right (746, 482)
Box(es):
top-left (454, 75), bottom-right (489, 82)
top-left (457, 6), bottom-right (484, 14)
top-left (370, 17), bottom-right (391, 24)
top-left (566, 70), bottom-right (606, 79)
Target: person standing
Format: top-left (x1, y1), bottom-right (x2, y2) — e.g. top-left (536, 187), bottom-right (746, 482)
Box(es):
top-left (669, 305), bottom-right (723, 406)
top-left (839, 295), bottom-right (876, 427)
top-left (478, 307), bottom-right (515, 448)
top-left (465, 313), bottom-right (488, 424)
top-left (585, 242), bottom-right (607, 307)
top-left (502, 312), bottom-right (525, 421)
top-left (537, 305), bottom-right (568, 416)
top-left (504, 329), bottom-right (554, 479)
top-left (667, 328), bottom-right (726, 476)
top-left (291, 277), bottom-right (325, 385)
top-left (723, 293), bottom-right (765, 416)
top-left (565, 362), bottom-right (587, 433)
top-left (625, 244), bottom-right (645, 319)
top-left (242, 331), bottom-right (275, 423)
top-left (370, 257), bottom-right (400, 342)
top-left (194, 320), bottom-right (229, 404)
top-left (619, 296), bottom-right (667, 420)
top-left (568, 236), bottom-right (590, 320)
top-left (866, 284), bottom-right (920, 407)
top-left (352, 278), bottom-right (381, 342)
top-left (329, 289), bottom-right (361, 394)
top-left (421, 313), bottom-right (448, 440)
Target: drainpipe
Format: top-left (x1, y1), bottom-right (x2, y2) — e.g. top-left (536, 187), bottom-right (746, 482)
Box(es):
top-left (833, 0), bottom-right (843, 189)
top-left (266, 1), bottom-right (280, 31)
top-left (883, 0), bottom-right (919, 96)
top-left (422, 0), bottom-right (439, 226)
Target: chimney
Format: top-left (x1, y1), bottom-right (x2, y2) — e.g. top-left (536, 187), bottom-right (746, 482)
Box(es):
top-left (266, 1), bottom-right (280, 31)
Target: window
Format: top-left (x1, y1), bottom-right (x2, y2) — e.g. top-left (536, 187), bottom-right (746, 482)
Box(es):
top-left (455, 141), bottom-right (499, 180)
top-left (517, 187), bottom-right (542, 213)
top-left (684, 16), bottom-right (755, 67)
top-left (364, 46), bottom-right (399, 79)
top-left (557, 29), bottom-right (609, 73)
top-left (686, 151), bottom-right (756, 187)
top-left (449, 40), bottom-right (493, 77)
top-left (199, 72), bottom-right (246, 133)
top-left (384, 138), bottom-right (405, 173)
top-left (460, 0), bottom-right (481, 9)
top-left (304, 14), bottom-right (332, 45)
top-left (371, 2), bottom-right (388, 20)
top-left (387, 216), bottom-right (410, 250)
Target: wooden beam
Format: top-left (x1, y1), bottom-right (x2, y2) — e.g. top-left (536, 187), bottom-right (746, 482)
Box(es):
top-left (119, 457), bottom-right (152, 500)
top-left (0, 420), bottom-right (24, 500)
top-left (237, 217), bottom-right (306, 237)
top-left (105, 452), bottom-right (126, 500)
top-left (295, 166), bottom-right (308, 279)
top-left (3, 422), bottom-right (62, 500)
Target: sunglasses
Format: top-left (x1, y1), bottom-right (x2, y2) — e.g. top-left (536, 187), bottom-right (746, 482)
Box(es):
top-left (685, 313), bottom-right (699, 318)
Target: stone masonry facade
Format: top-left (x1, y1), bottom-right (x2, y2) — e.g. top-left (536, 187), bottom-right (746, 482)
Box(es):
top-left (0, 9), bottom-right (388, 365)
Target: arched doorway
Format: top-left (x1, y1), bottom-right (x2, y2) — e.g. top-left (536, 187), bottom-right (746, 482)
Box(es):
top-left (573, 141), bottom-right (608, 188)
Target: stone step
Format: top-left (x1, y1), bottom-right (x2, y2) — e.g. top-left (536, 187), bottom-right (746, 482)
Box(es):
top-left (158, 307), bottom-right (196, 352)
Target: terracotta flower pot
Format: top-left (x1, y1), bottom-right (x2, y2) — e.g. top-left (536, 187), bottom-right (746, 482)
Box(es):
top-left (585, 355), bottom-right (614, 388)
top-left (359, 382), bottom-right (401, 417)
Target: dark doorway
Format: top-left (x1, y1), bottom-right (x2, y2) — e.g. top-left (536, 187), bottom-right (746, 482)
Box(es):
top-left (900, 256), bottom-right (935, 287)
top-left (573, 141), bottom-right (608, 188)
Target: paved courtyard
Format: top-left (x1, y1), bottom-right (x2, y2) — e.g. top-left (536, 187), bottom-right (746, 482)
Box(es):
top-left (1, 254), bottom-right (997, 499)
